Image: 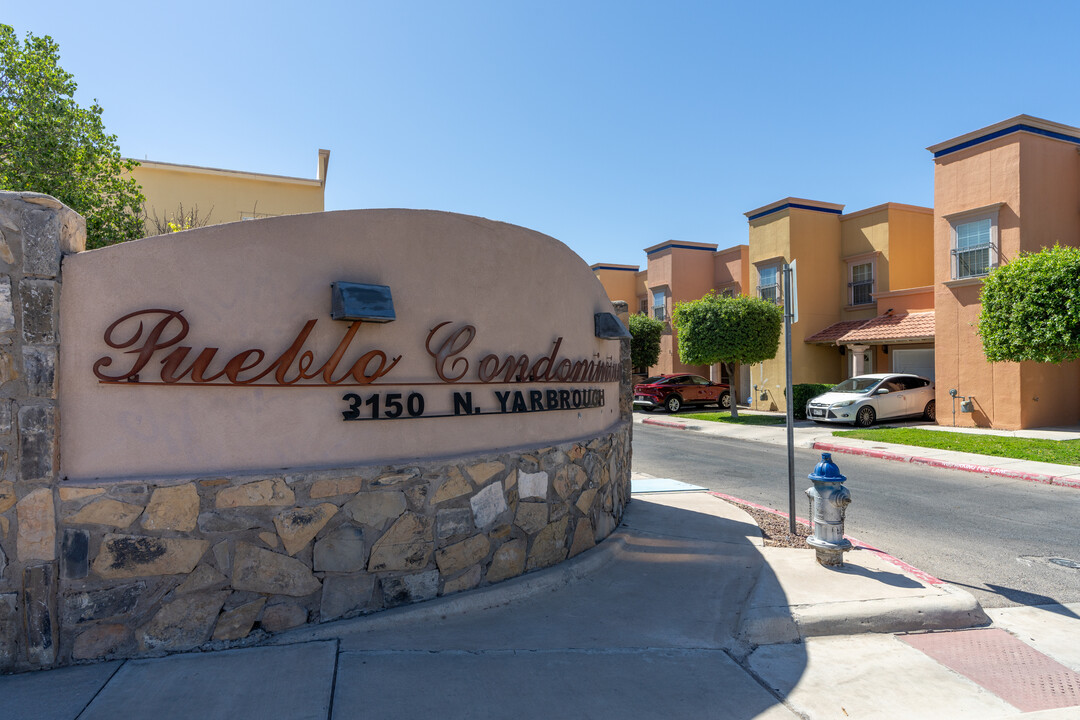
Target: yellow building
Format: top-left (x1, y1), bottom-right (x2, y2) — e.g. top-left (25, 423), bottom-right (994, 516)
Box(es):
top-left (749, 199), bottom-right (934, 412)
top-left (129, 149), bottom-right (330, 234)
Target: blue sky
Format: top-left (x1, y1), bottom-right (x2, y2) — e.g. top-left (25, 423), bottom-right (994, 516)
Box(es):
top-left (6, 2), bottom-right (1080, 267)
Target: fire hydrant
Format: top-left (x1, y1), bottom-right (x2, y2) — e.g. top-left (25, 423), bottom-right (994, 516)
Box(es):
top-left (805, 453), bottom-right (852, 567)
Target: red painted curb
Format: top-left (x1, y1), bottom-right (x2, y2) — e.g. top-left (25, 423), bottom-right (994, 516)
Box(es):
top-left (641, 417), bottom-right (690, 430)
top-left (813, 441), bottom-right (1080, 491)
top-left (709, 490), bottom-right (944, 585)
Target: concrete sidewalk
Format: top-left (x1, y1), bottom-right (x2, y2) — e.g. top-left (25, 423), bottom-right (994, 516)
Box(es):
top-left (6, 487), bottom-right (1076, 719)
top-left (636, 411), bottom-right (1080, 489)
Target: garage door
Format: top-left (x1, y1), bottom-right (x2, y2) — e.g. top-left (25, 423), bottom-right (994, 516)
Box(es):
top-left (892, 348), bottom-right (934, 380)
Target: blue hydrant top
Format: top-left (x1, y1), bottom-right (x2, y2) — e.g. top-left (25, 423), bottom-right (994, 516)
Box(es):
top-left (809, 452), bottom-right (847, 483)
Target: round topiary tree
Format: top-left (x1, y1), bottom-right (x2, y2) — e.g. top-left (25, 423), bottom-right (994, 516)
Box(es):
top-left (978, 244), bottom-right (1080, 363)
top-left (628, 312), bottom-right (664, 374)
top-left (672, 292), bottom-right (783, 417)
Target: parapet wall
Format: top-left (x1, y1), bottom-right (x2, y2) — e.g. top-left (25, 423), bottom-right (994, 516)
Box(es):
top-left (0, 195), bottom-right (632, 672)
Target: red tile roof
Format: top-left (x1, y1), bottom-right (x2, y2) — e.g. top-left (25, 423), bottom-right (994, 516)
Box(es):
top-left (804, 311), bottom-right (936, 345)
top-left (804, 320), bottom-right (872, 344)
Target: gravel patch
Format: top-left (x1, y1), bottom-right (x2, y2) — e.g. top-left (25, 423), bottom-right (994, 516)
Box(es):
top-left (726, 500), bottom-right (812, 550)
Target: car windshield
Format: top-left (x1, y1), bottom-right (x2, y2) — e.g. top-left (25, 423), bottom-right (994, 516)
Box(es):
top-left (643, 376), bottom-right (669, 385)
top-left (831, 377), bottom-right (881, 393)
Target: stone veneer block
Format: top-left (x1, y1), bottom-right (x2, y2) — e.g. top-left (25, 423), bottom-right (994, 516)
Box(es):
top-left (442, 565), bottom-right (482, 595)
top-left (576, 488), bottom-right (598, 515)
top-left (569, 519), bottom-right (596, 558)
top-left (343, 491), bottom-right (406, 528)
top-left (313, 524), bottom-right (365, 573)
top-left (433, 468), bottom-right (471, 504)
top-left (215, 478), bottom-right (294, 509)
top-left (526, 517), bottom-right (569, 571)
top-left (23, 563), bottom-right (56, 666)
top-left (514, 502), bottom-right (548, 535)
top-left (18, 405), bottom-right (55, 482)
top-left (73, 624), bottom-right (129, 660)
top-left (0, 400), bottom-right (11, 434)
top-left (212, 598), bottom-right (266, 641)
top-left (17, 487), bottom-right (55, 561)
top-left (231, 542), bottom-right (321, 597)
top-left (137, 591), bottom-right (229, 652)
top-left (320, 575), bottom-right (375, 622)
top-left (19, 279), bottom-right (56, 344)
top-left (466, 461), bottom-right (504, 486)
top-left (486, 539), bottom-right (527, 583)
top-left (67, 499), bottom-right (143, 529)
top-left (273, 503), bottom-right (338, 556)
top-left (61, 528), bottom-right (89, 579)
top-left (62, 583), bottom-right (145, 624)
top-left (554, 465), bottom-right (587, 499)
top-left (309, 476), bottom-right (363, 499)
top-left (175, 564), bottom-right (227, 595)
top-left (0, 593), bottom-right (16, 669)
top-left (518, 471), bottom-right (548, 500)
top-left (0, 480), bottom-right (14, 514)
top-left (92, 535), bottom-right (209, 579)
top-left (435, 508), bottom-right (473, 543)
top-left (0, 277), bottom-right (13, 333)
top-left (22, 346), bottom-right (56, 398)
top-left (435, 535), bottom-right (490, 576)
top-left (260, 602), bottom-right (308, 633)
top-left (381, 570), bottom-right (438, 607)
top-left (58, 486), bottom-right (104, 502)
top-left (367, 513), bottom-right (433, 573)
top-left (141, 483), bottom-right (199, 532)
top-left (470, 482), bottom-right (507, 530)
top-left (371, 470), bottom-right (418, 487)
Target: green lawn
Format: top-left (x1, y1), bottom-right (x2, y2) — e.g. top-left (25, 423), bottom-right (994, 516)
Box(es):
top-left (678, 411), bottom-right (787, 426)
top-left (832, 427), bottom-right (1080, 466)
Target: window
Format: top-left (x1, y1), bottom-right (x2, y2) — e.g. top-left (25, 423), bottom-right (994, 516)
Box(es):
top-left (638, 297), bottom-right (648, 314)
top-left (652, 289), bottom-right (667, 321)
top-left (720, 287), bottom-right (735, 298)
top-left (758, 266), bottom-right (779, 304)
top-left (950, 211), bottom-right (998, 279)
top-left (849, 261), bottom-right (874, 305)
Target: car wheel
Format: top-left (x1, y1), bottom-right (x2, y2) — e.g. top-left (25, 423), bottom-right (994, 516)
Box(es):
top-left (923, 400), bottom-right (936, 421)
top-left (665, 395), bottom-right (682, 413)
top-left (855, 406), bottom-right (876, 427)
top-left (718, 392), bottom-right (731, 410)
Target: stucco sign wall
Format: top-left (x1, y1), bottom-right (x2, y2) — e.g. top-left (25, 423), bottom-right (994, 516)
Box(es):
top-left (59, 209), bottom-right (623, 481)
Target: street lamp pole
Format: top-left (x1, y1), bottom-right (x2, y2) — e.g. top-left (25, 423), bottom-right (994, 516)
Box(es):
top-left (783, 263), bottom-right (796, 535)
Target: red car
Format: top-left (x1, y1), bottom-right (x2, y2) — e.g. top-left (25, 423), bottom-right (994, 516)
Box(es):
top-left (633, 374), bottom-right (730, 413)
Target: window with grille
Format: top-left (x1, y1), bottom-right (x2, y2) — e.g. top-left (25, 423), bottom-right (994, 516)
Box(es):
top-left (953, 217), bottom-right (993, 278)
top-left (652, 289), bottom-right (667, 321)
top-left (758, 266), bottom-right (779, 304)
top-left (849, 262), bottom-right (873, 305)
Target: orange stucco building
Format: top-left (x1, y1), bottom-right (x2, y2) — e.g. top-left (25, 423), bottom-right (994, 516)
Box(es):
top-left (929, 115), bottom-right (1080, 429)
top-left (598, 114), bottom-right (1079, 428)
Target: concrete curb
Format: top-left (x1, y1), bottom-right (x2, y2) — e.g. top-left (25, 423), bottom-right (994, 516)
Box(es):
top-left (269, 530), bottom-right (631, 643)
top-left (640, 417), bottom-right (692, 430)
top-left (813, 440), bottom-right (1080, 490)
top-left (710, 491), bottom-right (989, 646)
top-left (739, 583), bottom-right (989, 647)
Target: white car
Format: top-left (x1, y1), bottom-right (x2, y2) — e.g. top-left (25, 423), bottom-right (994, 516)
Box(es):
top-left (806, 373), bottom-right (935, 427)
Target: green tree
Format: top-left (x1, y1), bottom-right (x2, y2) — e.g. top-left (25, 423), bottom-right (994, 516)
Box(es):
top-left (0, 25), bottom-right (144, 249)
top-left (628, 312), bottom-right (664, 374)
top-left (978, 244), bottom-right (1080, 363)
top-left (672, 292), bottom-right (783, 417)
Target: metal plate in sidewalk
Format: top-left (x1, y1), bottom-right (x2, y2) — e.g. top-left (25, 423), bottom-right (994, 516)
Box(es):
top-left (899, 628), bottom-right (1080, 712)
top-left (631, 478), bottom-right (705, 493)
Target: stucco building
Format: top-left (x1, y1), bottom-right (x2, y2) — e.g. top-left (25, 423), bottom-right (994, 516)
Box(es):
top-left (130, 149), bottom-right (330, 234)
top-left (929, 115), bottom-right (1080, 429)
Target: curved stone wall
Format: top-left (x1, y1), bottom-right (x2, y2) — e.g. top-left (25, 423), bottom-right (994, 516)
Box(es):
top-left (55, 424), bottom-right (630, 663)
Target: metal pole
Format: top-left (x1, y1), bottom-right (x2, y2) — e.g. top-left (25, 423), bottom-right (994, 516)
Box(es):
top-left (784, 264), bottom-right (796, 534)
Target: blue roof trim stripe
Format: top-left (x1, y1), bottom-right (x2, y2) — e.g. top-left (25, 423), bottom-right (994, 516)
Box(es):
top-left (934, 123), bottom-right (1080, 158)
top-left (645, 243), bottom-right (718, 256)
top-left (591, 265), bottom-right (639, 272)
top-left (747, 203), bottom-right (843, 222)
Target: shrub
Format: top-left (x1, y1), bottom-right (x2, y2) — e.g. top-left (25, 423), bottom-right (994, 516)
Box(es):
top-left (787, 383), bottom-right (834, 420)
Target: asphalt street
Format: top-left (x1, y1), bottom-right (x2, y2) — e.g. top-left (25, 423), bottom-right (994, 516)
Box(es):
top-left (631, 421), bottom-right (1080, 609)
